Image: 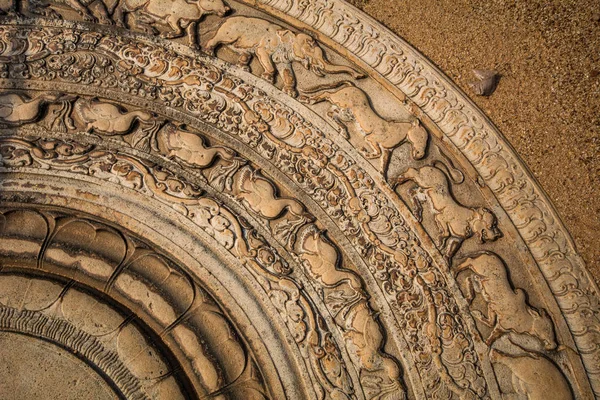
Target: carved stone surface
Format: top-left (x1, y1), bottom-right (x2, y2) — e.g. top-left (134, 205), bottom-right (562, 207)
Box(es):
top-left (0, 1), bottom-right (597, 399)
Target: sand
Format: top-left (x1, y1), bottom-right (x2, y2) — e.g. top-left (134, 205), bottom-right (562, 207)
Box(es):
top-left (348, 0), bottom-right (600, 285)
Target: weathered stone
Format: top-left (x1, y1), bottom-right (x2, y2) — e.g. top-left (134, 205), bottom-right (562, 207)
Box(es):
top-left (0, 1), bottom-right (596, 399)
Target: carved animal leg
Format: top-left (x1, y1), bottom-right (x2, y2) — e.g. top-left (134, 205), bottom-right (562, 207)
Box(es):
top-left (463, 276), bottom-right (477, 304)
top-left (112, 7), bottom-right (126, 28)
top-left (443, 236), bottom-right (462, 264)
top-left (162, 16), bottom-right (186, 39)
top-left (406, 186), bottom-right (424, 222)
top-left (1, 0), bottom-right (17, 14)
top-left (85, 123), bottom-right (95, 133)
top-left (360, 139), bottom-right (383, 159)
top-left (486, 322), bottom-right (506, 346)
top-left (131, 14), bottom-right (159, 35)
top-left (433, 217), bottom-right (451, 247)
top-left (20, 0), bottom-right (60, 18)
top-left (407, 120), bottom-right (429, 159)
top-left (254, 48), bottom-right (275, 82)
top-left (393, 174), bottom-right (410, 187)
top-left (380, 148), bottom-right (392, 180)
top-left (473, 308), bottom-right (497, 328)
top-left (65, 0), bottom-right (96, 22)
top-left (278, 63), bottom-right (298, 98)
top-left (327, 109), bottom-right (350, 139)
top-left (186, 21), bottom-right (200, 50)
top-left (304, 90), bottom-right (332, 105)
top-left (93, 1), bottom-right (113, 24)
top-left (237, 53), bottom-right (253, 72)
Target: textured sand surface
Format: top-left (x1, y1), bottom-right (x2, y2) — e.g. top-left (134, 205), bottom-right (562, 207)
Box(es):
top-left (349, 0), bottom-right (600, 285)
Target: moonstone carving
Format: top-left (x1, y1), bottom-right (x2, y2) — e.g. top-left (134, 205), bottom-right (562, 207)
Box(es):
top-left (0, 1), bottom-right (596, 399)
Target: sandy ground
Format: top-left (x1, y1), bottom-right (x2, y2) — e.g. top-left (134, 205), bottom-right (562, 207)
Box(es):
top-left (348, 0), bottom-right (600, 285)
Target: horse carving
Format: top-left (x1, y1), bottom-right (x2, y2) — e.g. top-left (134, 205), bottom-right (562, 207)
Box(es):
top-left (300, 81), bottom-right (429, 179)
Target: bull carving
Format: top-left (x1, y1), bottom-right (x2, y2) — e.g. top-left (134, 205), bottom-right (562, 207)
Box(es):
top-left (456, 252), bottom-right (557, 350)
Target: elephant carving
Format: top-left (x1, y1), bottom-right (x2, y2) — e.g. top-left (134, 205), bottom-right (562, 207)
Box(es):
top-left (113, 0), bottom-right (231, 49)
top-left (300, 81), bottom-right (429, 178)
top-left (490, 349), bottom-right (573, 400)
top-left (394, 164), bottom-right (502, 263)
top-left (456, 252), bottom-right (557, 350)
top-left (74, 98), bottom-right (154, 135)
top-left (205, 16), bottom-right (365, 97)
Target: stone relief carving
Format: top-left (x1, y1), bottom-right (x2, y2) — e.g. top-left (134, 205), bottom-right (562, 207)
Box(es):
top-left (205, 16), bottom-right (364, 97)
top-left (114, 0), bottom-right (230, 49)
top-left (394, 164), bottom-right (502, 263)
top-left (236, 165), bottom-right (313, 245)
top-left (455, 252), bottom-right (557, 351)
top-left (0, 92), bottom-right (75, 128)
top-left (247, 1), bottom-right (598, 396)
top-left (13, 0), bottom-right (231, 48)
top-left (0, 19), bottom-right (574, 396)
top-left (74, 97), bottom-right (155, 134)
top-left (47, 0), bottom-right (116, 23)
top-left (0, 0), bottom-right (595, 397)
top-left (0, 0), bottom-right (62, 17)
top-left (489, 349), bottom-right (573, 400)
top-left (300, 81), bottom-right (429, 179)
top-left (0, 207), bottom-right (269, 399)
top-left (0, 131), bottom-right (398, 399)
top-left (155, 122), bottom-right (243, 190)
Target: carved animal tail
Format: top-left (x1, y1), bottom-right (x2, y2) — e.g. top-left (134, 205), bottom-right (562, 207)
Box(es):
top-left (433, 152), bottom-right (464, 184)
top-left (297, 80), bottom-right (355, 95)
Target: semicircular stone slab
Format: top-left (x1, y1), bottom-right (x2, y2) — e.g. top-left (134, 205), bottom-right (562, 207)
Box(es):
top-left (0, 1), bottom-right (597, 399)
